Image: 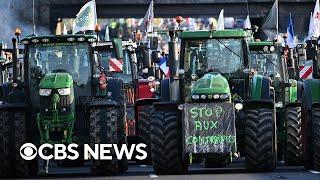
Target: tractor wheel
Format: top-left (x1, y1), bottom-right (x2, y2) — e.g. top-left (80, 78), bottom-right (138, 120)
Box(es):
top-left (245, 108), bottom-right (276, 172)
top-left (136, 105), bottom-right (153, 164)
top-left (150, 110), bottom-right (188, 175)
top-left (203, 153), bottom-right (231, 168)
top-left (0, 110), bottom-right (32, 178)
top-left (284, 107), bottom-right (303, 165)
top-left (117, 106), bottom-right (128, 173)
top-left (90, 107), bottom-right (119, 176)
top-left (312, 108), bottom-right (320, 171)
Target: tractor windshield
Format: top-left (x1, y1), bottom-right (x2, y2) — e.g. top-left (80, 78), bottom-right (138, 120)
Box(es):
top-left (98, 49), bottom-right (132, 83)
top-left (183, 38), bottom-right (243, 78)
top-left (249, 51), bottom-right (282, 79)
top-left (28, 42), bottom-right (91, 86)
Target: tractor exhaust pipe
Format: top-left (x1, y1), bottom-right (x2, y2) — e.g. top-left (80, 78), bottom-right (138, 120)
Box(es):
top-left (168, 29), bottom-right (179, 101)
top-left (12, 38), bottom-right (20, 84)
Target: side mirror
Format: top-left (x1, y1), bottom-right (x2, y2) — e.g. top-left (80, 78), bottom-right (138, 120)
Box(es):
top-left (151, 51), bottom-right (161, 63)
top-left (150, 37), bottom-right (158, 50)
top-left (142, 50), bottom-right (150, 68)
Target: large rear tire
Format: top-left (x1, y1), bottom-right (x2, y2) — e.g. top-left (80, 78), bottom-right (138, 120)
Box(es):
top-left (312, 108), bottom-right (320, 171)
top-left (136, 105), bottom-right (153, 164)
top-left (150, 110), bottom-right (188, 174)
top-left (285, 107), bottom-right (303, 165)
top-left (0, 110), bottom-right (32, 178)
top-left (117, 106), bottom-right (128, 173)
top-left (90, 107), bottom-right (119, 176)
top-left (245, 108), bottom-right (276, 172)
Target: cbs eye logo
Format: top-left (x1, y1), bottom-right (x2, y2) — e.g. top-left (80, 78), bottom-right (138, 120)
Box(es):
top-left (20, 143), bottom-right (37, 160)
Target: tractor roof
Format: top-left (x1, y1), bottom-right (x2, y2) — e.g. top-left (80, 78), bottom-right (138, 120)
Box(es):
top-left (20, 34), bottom-right (97, 45)
top-left (179, 29), bottom-right (251, 39)
top-left (249, 41), bottom-right (274, 47)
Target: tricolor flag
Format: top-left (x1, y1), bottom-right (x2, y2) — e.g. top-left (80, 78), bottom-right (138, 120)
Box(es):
top-left (261, 0), bottom-right (278, 40)
top-left (217, 9), bottom-right (224, 30)
top-left (72, 0), bottom-right (97, 34)
top-left (140, 0), bottom-right (154, 33)
top-left (286, 14), bottom-right (295, 48)
top-left (158, 56), bottom-right (169, 77)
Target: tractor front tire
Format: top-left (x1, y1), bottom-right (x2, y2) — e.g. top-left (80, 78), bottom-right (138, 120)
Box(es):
top-left (90, 107), bottom-right (119, 176)
top-left (0, 110), bottom-right (32, 178)
top-left (312, 108), bottom-right (320, 171)
top-left (150, 110), bottom-right (188, 174)
top-left (245, 108), bottom-right (276, 172)
top-left (285, 107), bottom-right (303, 165)
top-left (136, 105), bottom-right (153, 164)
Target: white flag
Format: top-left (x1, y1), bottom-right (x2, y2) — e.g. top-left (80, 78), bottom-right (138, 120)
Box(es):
top-left (261, 0), bottom-right (278, 40)
top-left (243, 15), bottom-right (251, 29)
top-left (72, 0), bottom-right (97, 34)
top-left (63, 23), bottom-right (68, 35)
top-left (308, 12), bottom-right (314, 39)
top-left (217, 9), bottom-right (224, 30)
top-left (140, 0), bottom-right (154, 33)
top-left (105, 26), bottom-right (110, 41)
top-left (311, 0), bottom-right (320, 38)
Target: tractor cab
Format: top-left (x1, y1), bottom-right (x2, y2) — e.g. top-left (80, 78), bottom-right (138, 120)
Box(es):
top-left (179, 30), bottom-right (250, 102)
top-left (0, 34), bottom-right (128, 176)
top-left (93, 39), bottom-right (136, 85)
top-left (149, 29), bottom-right (277, 174)
top-left (248, 41), bottom-right (287, 81)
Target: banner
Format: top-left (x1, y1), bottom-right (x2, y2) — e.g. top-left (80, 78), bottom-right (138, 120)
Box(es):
top-left (183, 103), bottom-right (236, 154)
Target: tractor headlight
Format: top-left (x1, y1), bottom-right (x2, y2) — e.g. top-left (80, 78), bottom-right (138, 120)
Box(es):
top-left (200, 95), bottom-right (206, 99)
top-left (39, 89), bottom-right (52, 96)
top-left (220, 94), bottom-right (229, 100)
top-left (213, 94), bottom-right (220, 99)
top-left (192, 95), bottom-right (200, 100)
top-left (58, 88), bottom-right (71, 96)
top-left (270, 46), bottom-right (276, 52)
top-left (235, 103), bottom-right (243, 110)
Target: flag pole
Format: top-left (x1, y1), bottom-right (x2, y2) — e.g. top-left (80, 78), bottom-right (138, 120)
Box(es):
top-left (276, 0), bottom-right (279, 37)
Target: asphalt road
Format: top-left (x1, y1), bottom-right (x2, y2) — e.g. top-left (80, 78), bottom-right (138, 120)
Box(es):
top-left (34, 160), bottom-right (320, 180)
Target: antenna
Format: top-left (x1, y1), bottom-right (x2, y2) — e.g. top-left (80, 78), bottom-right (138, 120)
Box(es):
top-left (32, 0), bottom-right (36, 35)
top-left (246, 0), bottom-right (250, 16)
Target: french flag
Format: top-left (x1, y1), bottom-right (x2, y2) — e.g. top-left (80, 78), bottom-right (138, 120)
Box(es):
top-left (158, 56), bottom-right (169, 77)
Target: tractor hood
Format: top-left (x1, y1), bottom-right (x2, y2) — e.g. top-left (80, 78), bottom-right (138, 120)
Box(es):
top-left (191, 73), bottom-right (230, 94)
top-left (39, 73), bottom-right (73, 89)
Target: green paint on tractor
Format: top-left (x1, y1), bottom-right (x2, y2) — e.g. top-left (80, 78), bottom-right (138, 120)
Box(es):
top-left (37, 73), bottom-right (75, 144)
top-left (286, 79), bottom-right (298, 103)
top-left (191, 73), bottom-right (230, 95)
top-left (250, 74), bottom-right (263, 100)
top-left (39, 73), bottom-right (73, 89)
top-left (179, 29), bottom-right (251, 39)
top-left (249, 41), bottom-right (274, 47)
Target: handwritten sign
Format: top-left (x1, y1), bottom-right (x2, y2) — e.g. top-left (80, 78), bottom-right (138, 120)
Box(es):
top-left (183, 103), bottom-right (236, 153)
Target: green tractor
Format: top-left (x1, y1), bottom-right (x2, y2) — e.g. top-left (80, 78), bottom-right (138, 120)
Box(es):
top-left (150, 29), bottom-right (277, 174)
top-left (0, 34), bottom-right (128, 177)
top-left (300, 39), bottom-right (320, 171)
top-left (248, 40), bottom-right (303, 165)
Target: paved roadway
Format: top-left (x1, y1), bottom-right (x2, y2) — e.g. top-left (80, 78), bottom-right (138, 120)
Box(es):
top-left (35, 159), bottom-right (320, 180)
